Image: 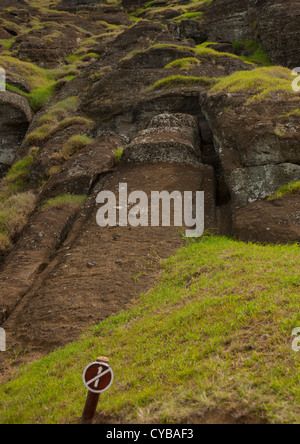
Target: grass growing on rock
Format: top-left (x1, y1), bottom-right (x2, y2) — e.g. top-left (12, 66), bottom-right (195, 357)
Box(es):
top-left (0, 236), bottom-right (300, 424)
top-left (134, 0), bottom-right (211, 21)
top-left (150, 74), bottom-right (217, 90)
top-left (164, 57), bottom-right (201, 70)
top-left (211, 66), bottom-right (299, 103)
top-left (174, 11), bottom-right (203, 21)
top-left (123, 42), bottom-right (245, 64)
top-left (233, 41), bottom-right (271, 66)
top-left (0, 149), bottom-right (39, 258)
top-left (42, 194), bottom-right (87, 211)
top-left (269, 181), bottom-right (300, 200)
top-left (54, 135), bottom-right (93, 162)
top-left (0, 55), bottom-right (79, 111)
top-left (26, 97), bottom-right (93, 146)
top-left (114, 148), bottom-right (124, 164)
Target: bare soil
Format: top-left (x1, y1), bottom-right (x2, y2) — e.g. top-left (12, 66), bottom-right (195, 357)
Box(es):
top-left (91, 410), bottom-right (268, 425)
top-left (2, 162), bottom-right (217, 364)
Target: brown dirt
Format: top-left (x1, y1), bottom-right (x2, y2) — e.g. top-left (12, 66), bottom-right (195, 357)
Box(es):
top-left (0, 205), bottom-right (80, 325)
top-left (91, 410), bottom-right (268, 425)
top-left (2, 162), bottom-right (217, 364)
top-left (233, 191), bottom-right (300, 244)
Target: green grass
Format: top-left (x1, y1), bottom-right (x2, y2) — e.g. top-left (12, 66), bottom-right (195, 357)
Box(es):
top-left (150, 74), bottom-right (217, 91)
top-left (0, 55), bottom-right (50, 90)
top-left (164, 57), bottom-right (201, 71)
top-left (114, 148), bottom-right (124, 164)
top-left (0, 149), bottom-right (38, 257)
top-left (283, 109), bottom-right (300, 118)
top-left (134, 0), bottom-right (211, 20)
top-left (1, 236), bottom-right (300, 424)
top-left (174, 11), bottom-right (203, 21)
top-left (6, 83), bottom-right (56, 112)
top-left (25, 97), bottom-right (93, 147)
top-left (0, 56), bottom-right (57, 111)
top-left (39, 96), bottom-right (80, 122)
top-left (269, 181), bottom-right (300, 200)
top-left (233, 41), bottom-right (271, 66)
top-left (0, 56), bottom-right (79, 111)
top-left (0, 38), bottom-right (15, 51)
top-left (123, 43), bottom-right (244, 64)
top-left (42, 194), bottom-right (87, 211)
top-left (58, 135), bottom-right (93, 161)
top-left (27, 84), bottom-right (56, 112)
top-left (212, 66), bottom-right (299, 103)
top-left (1, 150), bottom-right (38, 197)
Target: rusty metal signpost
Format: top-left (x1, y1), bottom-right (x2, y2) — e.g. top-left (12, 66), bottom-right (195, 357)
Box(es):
top-left (81, 357), bottom-right (114, 424)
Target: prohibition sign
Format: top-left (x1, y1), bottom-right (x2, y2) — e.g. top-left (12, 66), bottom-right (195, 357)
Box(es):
top-left (83, 361), bottom-right (114, 394)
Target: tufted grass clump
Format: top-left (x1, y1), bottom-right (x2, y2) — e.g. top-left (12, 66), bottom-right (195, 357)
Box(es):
top-left (0, 148), bottom-right (39, 198)
top-left (58, 135), bottom-right (93, 161)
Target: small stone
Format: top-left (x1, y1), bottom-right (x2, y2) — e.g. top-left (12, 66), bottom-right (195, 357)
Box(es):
top-left (87, 261), bottom-right (96, 268)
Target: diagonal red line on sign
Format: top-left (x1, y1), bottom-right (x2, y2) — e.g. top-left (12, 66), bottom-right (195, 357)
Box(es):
top-left (86, 368), bottom-right (111, 387)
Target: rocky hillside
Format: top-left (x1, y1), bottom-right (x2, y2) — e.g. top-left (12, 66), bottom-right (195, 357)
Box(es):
top-left (0, 0), bottom-right (299, 360)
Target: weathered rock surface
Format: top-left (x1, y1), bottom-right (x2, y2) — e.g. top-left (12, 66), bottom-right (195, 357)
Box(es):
top-left (12, 26), bottom-right (81, 68)
top-left (58, 1), bottom-right (132, 26)
top-left (204, 0), bottom-right (300, 67)
top-left (123, 113), bottom-right (202, 165)
top-left (229, 164), bottom-right (300, 208)
top-left (0, 0), bottom-right (26, 9)
top-left (168, 19), bottom-right (207, 44)
top-left (201, 91), bottom-right (300, 209)
top-left (0, 0), bottom-right (299, 360)
top-left (37, 136), bottom-right (119, 202)
top-left (0, 205), bottom-right (82, 325)
top-left (3, 162), bottom-right (218, 354)
top-left (0, 92), bottom-right (32, 177)
top-left (233, 191), bottom-right (300, 244)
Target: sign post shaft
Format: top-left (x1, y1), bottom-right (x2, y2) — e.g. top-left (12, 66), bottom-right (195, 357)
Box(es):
top-left (81, 356), bottom-right (110, 425)
top-left (81, 390), bottom-right (100, 425)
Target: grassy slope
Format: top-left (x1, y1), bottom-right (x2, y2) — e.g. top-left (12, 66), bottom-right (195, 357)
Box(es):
top-left (0, 0), bottom-right (299, 426)
top-left (0, 236), bottom-right (299, 424)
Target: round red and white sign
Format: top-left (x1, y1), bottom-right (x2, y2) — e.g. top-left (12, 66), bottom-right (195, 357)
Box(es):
top-left (83, 361), bottom-right (114, 394)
